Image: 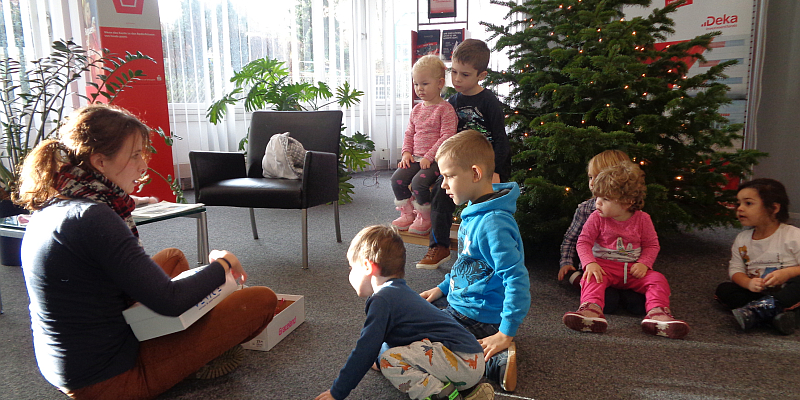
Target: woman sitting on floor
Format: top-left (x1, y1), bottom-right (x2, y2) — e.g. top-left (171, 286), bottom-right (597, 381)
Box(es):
top-left (15, 104), bottom-right (278, 400)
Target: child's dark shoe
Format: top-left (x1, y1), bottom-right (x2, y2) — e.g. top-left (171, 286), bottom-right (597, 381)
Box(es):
top-left (425, 382), bottom-right (461, 400)
top-left (566, 270), bottom-right (582, 289)
top-left (563, 302), bottom-right (608, 333)
top-left (772, 310), bottom-right (797, 335)
top-left (732, 295), bottom-right (793, 334)
top-left (641, 307), bottom-right (689, 339)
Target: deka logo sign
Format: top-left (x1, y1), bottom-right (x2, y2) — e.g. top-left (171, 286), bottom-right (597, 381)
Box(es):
top-left (113, 0), bottom-right (145, 15)
top-left (702, 14), bottom-right (738, 27)
top-left (665, 0), bottom-right (692, 7)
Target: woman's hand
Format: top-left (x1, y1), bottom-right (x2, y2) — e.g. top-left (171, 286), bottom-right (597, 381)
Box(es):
top-left (582, 262), bottom-right (606, 284)
top-left (629, 263), bottom-right (648, 279)
top-left (420, 287), bottom-right (443, 303)
top-left (398, 152), bottom-right (414, 169)
top-left (208, 250), bottom-right (247, 284)
top-left (131, 195), bottom-right (158, 207)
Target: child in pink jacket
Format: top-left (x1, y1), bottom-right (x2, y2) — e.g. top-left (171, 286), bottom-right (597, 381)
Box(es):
top-left (562, 161), bottom-right (690, 339)
top-left (390, 55), bottom-right (457, 235)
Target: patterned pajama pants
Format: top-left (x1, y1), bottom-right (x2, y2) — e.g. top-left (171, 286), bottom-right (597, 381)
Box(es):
top-left (379, 339), bottom-right (485, 400)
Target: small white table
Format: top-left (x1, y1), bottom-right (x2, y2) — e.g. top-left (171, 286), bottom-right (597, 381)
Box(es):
top-left (0, 206), bottom-right (210, 266)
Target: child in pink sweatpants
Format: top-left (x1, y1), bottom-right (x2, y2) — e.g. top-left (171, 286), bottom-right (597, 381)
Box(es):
top-left (562, 161), bottom-right (690, 339)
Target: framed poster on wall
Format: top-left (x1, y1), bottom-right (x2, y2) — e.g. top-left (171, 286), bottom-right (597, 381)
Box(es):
top-left (429, 0), bottom-right (456, 19)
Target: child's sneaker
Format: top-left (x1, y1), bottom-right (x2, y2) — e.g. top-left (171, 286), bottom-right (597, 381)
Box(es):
top-left (463, 383), bottom-right (495, 400)
top-left (641, 306), bottom-right (690, 339)
top-left (484, 342), bottom-right (516, 392)
top-left (425, 382), bottom-right (462, 400)
top-left (563, 302), bottom-right (607, 333)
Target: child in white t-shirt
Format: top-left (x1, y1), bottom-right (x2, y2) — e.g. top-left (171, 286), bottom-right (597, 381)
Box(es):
top-left (715, 178), bottom-right (800, 334)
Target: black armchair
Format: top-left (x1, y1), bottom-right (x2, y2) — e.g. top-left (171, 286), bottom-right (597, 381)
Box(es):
top-left (189, 110), bottom-right (343, 269)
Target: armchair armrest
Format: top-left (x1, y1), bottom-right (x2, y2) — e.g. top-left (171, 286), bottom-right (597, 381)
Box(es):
top-left (301, 150), bottom-right (339, 208)
top-left (189, 151), bottom-right (247, 191)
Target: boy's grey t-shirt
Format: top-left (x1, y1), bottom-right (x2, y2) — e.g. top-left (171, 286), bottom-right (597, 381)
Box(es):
top-left (448, 89), bottom-right (510, 181)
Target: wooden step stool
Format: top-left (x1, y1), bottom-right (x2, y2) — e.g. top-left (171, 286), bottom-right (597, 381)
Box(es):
top-left (398, 224), bottom-right (459, 251)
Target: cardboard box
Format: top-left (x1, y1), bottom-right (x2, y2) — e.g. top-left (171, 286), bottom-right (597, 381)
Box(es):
top-left (123, 268), bottom-right (238, 341)
top-left (242, 294), bottom-right (305, 351)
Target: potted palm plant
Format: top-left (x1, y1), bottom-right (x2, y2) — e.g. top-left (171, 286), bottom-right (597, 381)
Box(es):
top-left (206, 58), bottom-right (374, 204)
top-left (0, 39), bottom-right (157, 265)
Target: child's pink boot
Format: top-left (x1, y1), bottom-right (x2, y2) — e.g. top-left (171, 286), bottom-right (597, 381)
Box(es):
top-left (408, 200), bottom-right (432, 235)
top-left (392, 198), bottom-right (415, 231)
top-left (563, 302), bottom-right (607, 333)
top-left (641, 306), bottom-right (690, 339)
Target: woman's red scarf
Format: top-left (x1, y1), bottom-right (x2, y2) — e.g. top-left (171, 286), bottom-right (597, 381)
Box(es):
top-left (53, 164), bottom-right (139, 238)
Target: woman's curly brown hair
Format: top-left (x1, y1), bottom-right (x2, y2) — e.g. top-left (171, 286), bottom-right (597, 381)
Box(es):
top-left (591, 160), bottom-right (646, 211)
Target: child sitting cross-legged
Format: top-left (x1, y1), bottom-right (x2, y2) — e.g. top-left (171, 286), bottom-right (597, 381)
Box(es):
top-left (715, 178), bottom-right (800, 335)
top-left (562, 161), bottom-right (690, 339)
top-left (316, 225), bottom-right (494, 400)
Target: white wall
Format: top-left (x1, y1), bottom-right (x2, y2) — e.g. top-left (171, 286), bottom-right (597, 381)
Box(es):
top-left (751, 0), bottom-right (800, 219)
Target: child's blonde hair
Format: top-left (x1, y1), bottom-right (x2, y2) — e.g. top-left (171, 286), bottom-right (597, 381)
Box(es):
top-left (451, 39), bottom-right (490, 73)
top-left (347, 225), bottom-right (406, 278)
top-left (436, 130), bottom-right (494, 177)
top-left (587, 149), bottom-right (631, 176)
top-left (591, 161), bottom-right (646, 211)
top-left (413, 54), bottom-right (447, 80)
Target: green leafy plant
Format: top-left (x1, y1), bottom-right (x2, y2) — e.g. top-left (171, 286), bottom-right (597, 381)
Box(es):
top-left (207, 57), bottom-right (372, 203)
top-left (0, 39), bottom-right (183, 201)
top-left (339, 131), bottom-right (375, 204)
top-left (145, 127), bottom-right (186, 204)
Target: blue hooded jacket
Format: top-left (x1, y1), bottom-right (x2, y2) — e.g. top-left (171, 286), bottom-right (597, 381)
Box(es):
top-left (437, 182), bottom-right (531, 337)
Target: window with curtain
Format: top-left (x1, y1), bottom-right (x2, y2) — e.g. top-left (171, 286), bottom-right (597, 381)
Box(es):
top-left (158, 0), bottom-right (420, 171)
top-left (0, 0), bottom-right (507, 178)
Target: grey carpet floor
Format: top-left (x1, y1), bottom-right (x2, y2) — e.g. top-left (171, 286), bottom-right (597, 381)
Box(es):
top-left (1, 170), bottom-right (799, 400)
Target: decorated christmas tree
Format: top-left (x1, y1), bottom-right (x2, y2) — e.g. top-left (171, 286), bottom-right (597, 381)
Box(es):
top-left (482, 0), bottom-right (766, 253)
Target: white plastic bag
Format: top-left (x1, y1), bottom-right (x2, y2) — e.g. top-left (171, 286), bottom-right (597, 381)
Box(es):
top-left (262, 132), bottom-right (306, 179)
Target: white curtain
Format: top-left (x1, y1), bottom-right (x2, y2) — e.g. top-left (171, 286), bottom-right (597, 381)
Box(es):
top-left (0, 0), bottom-right (509, 173)
top-left (1, 0), bottom-right (415, 169)
top-left (158, 0), bottom-right (418, 169)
